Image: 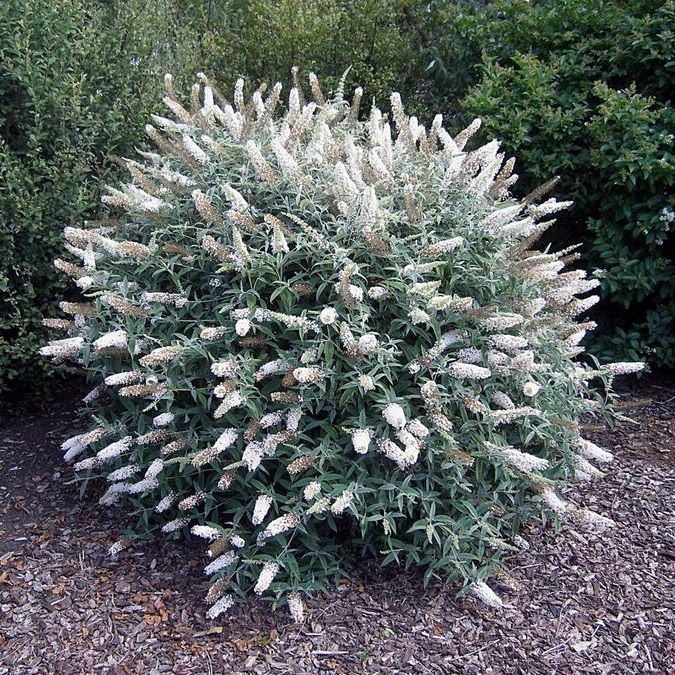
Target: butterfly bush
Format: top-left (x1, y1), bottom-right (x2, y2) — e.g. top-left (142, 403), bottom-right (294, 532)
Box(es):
top-left (41, 71), bottom-right (643, 620)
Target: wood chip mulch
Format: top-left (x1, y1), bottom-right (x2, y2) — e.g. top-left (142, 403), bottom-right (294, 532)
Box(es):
top-left (1, 377), bottom-right (673, 674)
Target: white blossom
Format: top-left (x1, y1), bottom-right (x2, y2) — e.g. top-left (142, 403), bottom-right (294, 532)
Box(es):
top-left (575, 438), bottom-right (613, 463)
top-left (178, 492), bottom-right (205, 510)
top-left (183, 135), bottom-right (209, 163)
top-left (409, 280), bottom-right (442, 297)
top-left (565, 330), bottom-right (587, 347)
top-left (471, 581), bottom-right (503, 609)
top-left (425, 237), bottom-right (463, 256)
top-left (307, 497), bottom-right (330, 515)
top-left (62, 435), bottom-right (86, 462)
top-left (105, 371), bottom-right (144, 386)
top-left (243, 442), bottom-right (264, 471)
top-left (541, 488), bottom-right (569, 515)
top-left (574, 454), bottom-right (604, 479)
top-left (486, 442), bottom-right (549, 472)
top-left (82, 385), bottom-right (104, 405)
top-left (331, 490), bottom-right (353, 514)
top-left (139, 345), bottom-right (183, 367)
top-left (300, 348), bottom-right (319, 364)
top-left (257, 513), bottom-right (300, 542)
top-left (259, 412), bottom-right (283, 429)
top-left (377, 438), bottom-right (410, 468)
top-left (488, 334), bottom-right (528, 352)
top-left (287, 592), bottom-right (305, 622)
top-left (96, 436), bottom-right (133, 463)
top-left (161, 517), bottom-right (190, 533)
top-left (153, 412), bottom-right (175, 427)
top-left (286, 407), bottom-right (302, 432)
top-left (490, 406), bottom-right (541, 427)
top-left (293, 367), bottom-right (325, 384)
top-left (409, 307), bottom-right (430, 324)
top-left (108, 540), bottom-right (128, 558)
top-left (420, 381), bottom-right (440, 400)
top-left (145, 458), bottom-right (164, 479)
top-left (211, 359), bottom-right (239, 378)
top-left (428, 295), bottom-right (474, 312)
top-left (448, 362), bottom-right (491, 380)
top-left (357, 333), bottom-right (378, 355)
top-left (93, 330), bottom-right (127, 351)
top-left (520, 298), bottom-right (547, 316)
top-left (573, 508), bottom-right (614, 533)
top-left (254, 359), bottom-right (291, 381)
top-left (200, 326), bottom-right (227, 340)
top-left (367, 286), bottom-right (388, 300)
top-left (141, 292), bottom-right (188, 307)
top-left (40, 336), bottom-right (85, 360)
top-left (206, 595), bottom-right (235, 620)
top-left (191, 525), bottom-right (221, 541)
top-left (351, 429), bottom-right (371, 454)
top-left (522, 381), bottom-right (541, 397)
top-left (271, 224), bottom-right (289, 254)
top-left (254, 562), bottom-right (280, 595)
top-left (407, 420), bottom-right (429, 439)
top-left (348, 284), bottom-right (364, 302)
top-left (204, 550), bottom-right (238, 575)
top-left (510, 350), bottom-right (536, 371)
top-left (483, 313), bottom-right (524, 331)
top-left (319, 307), bottom-right (338, 325)
top-left (252, 495), bottom-right (273, 525)
top-left (603, 361), bottom-right (645, 376)
top-left (382, 403), bottom-right (407, 429)
top-left (235, 318), bottom-right (251, 336)
top-left (303, 481), bottom-right (322, 500)
top-left (491, 392), bottom-right (515, 410)
top-left (107, 464), bottom-right (141, 482)
top-left (155, 492), bottom-right (178, 513)
top-left (214, 391), bottom-right (245, 418)
top-left (455, 347), bottom-right (482, 364)
top-left (487, 350), bottom-right (510, 368)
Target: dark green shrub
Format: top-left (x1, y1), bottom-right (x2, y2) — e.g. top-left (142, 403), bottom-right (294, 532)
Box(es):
top-left (0, 0), bottom-right (205, 399)
top-left (197, 0), bottom-right (427, 115)
top-left (417, 0), bottom-right (675, 366)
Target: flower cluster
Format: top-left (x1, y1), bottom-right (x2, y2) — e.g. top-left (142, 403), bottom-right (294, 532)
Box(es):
top-left (43, 71), bottom-right (641, 619)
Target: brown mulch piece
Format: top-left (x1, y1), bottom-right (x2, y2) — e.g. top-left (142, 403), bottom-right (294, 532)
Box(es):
top-left (1, 377), bottom-right (673, 673)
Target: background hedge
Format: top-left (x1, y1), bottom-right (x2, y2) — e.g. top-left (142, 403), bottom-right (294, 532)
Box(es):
top-left (0, 0), bottom-right (205, 399)
top-left (417, 0), bottom-right (674, 366)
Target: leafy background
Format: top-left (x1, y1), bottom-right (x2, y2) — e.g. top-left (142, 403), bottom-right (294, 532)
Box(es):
top-left (1, 0), bottom-right (673, 404)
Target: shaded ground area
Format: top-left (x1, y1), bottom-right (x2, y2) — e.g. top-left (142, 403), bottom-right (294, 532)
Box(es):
top-left (1, 378), bottom-right (673, 673)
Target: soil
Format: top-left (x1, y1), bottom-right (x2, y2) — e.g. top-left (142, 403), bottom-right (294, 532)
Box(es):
top-left (0, 376), bottom-right (673, 673)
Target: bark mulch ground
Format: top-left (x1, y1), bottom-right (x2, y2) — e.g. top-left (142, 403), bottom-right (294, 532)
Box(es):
top-left (1, 377), bottom-right (673, 674)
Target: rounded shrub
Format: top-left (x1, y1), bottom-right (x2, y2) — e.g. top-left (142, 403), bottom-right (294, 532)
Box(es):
top-left (42, 73), bottom-right (643, 620)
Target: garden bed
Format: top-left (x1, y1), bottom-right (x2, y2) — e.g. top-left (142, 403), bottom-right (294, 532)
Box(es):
top-left (1, 377), bottom-right (673, 673)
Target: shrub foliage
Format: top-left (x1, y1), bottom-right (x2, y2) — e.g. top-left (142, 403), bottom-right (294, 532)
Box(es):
top-left (421, 0), bottom-right (675, 365)
top-left (42, 74), bottom-right (643, 618)
top-left (0, 0), bottom-right (206, 398)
